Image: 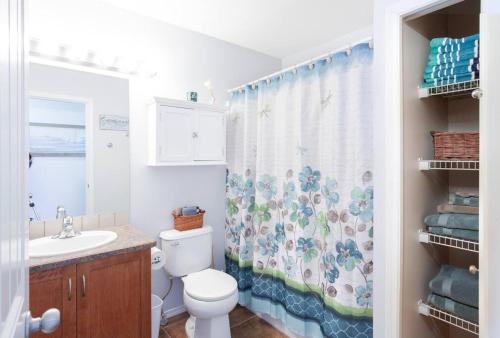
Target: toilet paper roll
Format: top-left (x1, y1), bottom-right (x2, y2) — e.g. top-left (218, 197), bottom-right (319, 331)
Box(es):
top-left (151, 247), bottom-right (165, 270)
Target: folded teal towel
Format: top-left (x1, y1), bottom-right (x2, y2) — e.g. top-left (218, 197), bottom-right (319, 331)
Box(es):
top-left (429, 265), bottom-right (478, 307)
top-left (424, 213), bottom-right (478, 231)
top-left (422, 72), bottom-right (479, 88)
top-left (430, 40), bottom-right (479, 54)
top-left (427, 48), bottom-right (479, 66)
top-left (424, 63), bottom-right (479, 80)
top-left (427, 293), bottom-right (478, 323)
top-left (430, 34), bottom-right (480, 48)
top-left (424, 57), bottom-right (479, 74)
top-left (450, 193), bottom-right (479, 207)
top-left (427, 226), bottom-right (478, 241)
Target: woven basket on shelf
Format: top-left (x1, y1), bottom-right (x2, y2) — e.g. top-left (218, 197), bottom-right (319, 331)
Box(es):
top-left (172, 209), bottom-right (205, 231)
top-left (431, 131), bottom-right (479, 160)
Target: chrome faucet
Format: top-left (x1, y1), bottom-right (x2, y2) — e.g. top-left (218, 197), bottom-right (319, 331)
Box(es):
top-left (52, 206), bottom-right (80, 239)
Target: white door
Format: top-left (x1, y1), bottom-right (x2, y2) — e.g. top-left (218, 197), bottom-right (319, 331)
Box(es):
top-left (479, 3), bottom-right (500, 337)
top-left (158, 105), bottom-right (195, 162)
top-left (0, 0), bottom-right (28, 335)
top-left (194, 110), bottom-right (225, 161)
top-left (1, 0), bottom-right (59, 336)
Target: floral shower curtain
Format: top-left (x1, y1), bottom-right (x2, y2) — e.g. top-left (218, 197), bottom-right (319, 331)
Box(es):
top-left (225, 43), bottom-right (373, 338)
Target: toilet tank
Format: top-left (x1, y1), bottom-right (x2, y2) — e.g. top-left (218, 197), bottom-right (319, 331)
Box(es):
top-left (159, 226), bottom-right (213, 277)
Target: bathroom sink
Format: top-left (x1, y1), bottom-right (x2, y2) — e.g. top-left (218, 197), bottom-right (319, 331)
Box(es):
top-left (29, 230), bottom-right (118, 258)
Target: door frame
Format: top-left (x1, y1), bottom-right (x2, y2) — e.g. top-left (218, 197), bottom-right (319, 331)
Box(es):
top-left (381, 0), bottom-right (471, 337)
top-left (28, 91), bottom-right (95, 216)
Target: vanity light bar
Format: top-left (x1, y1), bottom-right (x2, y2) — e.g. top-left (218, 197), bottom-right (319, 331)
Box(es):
top-left (28, 38), bottom-right (157, 78)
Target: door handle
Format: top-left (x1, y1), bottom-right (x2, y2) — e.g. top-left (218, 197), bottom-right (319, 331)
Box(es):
top-left (68, 277), bottom-right (72, 301)
top-left (25, 309), bottom-right (60, 336)
top-left (81, 274), bottom-right (86, 297)
top-left (471, 88), bottom-right (483, 99)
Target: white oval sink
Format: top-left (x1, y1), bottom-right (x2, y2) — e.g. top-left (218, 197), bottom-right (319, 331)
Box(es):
top-left (29, 231), bottom-right (118, 258)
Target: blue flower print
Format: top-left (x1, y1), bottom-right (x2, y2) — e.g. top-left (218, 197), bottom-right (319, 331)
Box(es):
top-left (239, 241), bottom-right (253, 261)
top-left (298, 200), bottom-right (313, 217)
top-left (282, 256), bottom-right (298, 279)
top-left (321, 177), bottom-right (340, 209)
top-left (336, 239), bottom-right (363, 271)
top-left (349, 186), bottom-right (374, 222)
top-left (299, 166), bottom-right (321, 192)
top-left (322, 252), bottom-right (340, 283)
top-left (228, 222), bottom-right (244, 244)
top-left (283, 181), bottom-right (297, 208)
top-left (256, 175), bottom-right (278, 201)
top-left (242, 179), bottom-right (255, 205)
top-left (296, 237), bottom-right (318, 263)
top-left (355, 281), bottom-right (373, 307)
top-left (257, 233), bottom-right (278, 257)
top-left (275, 223), bottom-right (286, 244)
top-left (228, 173), bottom-right (244, 198)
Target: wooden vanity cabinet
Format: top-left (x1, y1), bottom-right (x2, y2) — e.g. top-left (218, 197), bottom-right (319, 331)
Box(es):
top-left (30, 265), bottom-right (77, 338)
top-left (30, 249), bottom-right (151, 338)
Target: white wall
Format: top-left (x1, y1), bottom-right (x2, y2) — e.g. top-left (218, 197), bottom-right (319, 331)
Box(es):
top-left (28, 63), bottom-right (130, 216)
top-left (28, 0), bottom-right (281, 315)
top-left (282, 26), bottom-right (373, 67)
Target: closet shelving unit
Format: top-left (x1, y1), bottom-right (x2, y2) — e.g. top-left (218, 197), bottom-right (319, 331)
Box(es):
top-left (402, 1), bottom-right (480, 337)
top-left (418, 230), bottom-right (479, 253)
top-left (418, 79), bottom-right (480, 98)
top-left (418, 301), bottom-right (480, 335)
top-left (418, 159), bottom-right (479, 171)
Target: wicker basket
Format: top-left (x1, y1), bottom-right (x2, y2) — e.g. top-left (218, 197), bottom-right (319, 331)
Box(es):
top-left (431, 131), bottom-right (479, 160)
top-left (172, 209), bottom-right (205, 231)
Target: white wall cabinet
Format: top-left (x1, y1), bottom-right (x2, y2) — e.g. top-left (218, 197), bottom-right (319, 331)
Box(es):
top-left (148, 97), bottom-right (226, 166)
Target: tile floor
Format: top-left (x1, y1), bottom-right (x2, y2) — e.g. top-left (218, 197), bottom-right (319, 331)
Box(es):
top-left (159, 305), bottom-right (289, 338)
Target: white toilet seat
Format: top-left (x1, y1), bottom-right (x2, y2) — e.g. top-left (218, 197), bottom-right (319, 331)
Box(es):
top-left (182, 268), bottom-right (237, 302)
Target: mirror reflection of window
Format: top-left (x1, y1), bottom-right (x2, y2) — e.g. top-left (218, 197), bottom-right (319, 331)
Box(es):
top-left (28, 97), bottom-right (87, 221)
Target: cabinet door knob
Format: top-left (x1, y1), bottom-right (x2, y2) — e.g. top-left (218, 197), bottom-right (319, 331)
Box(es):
top-left (81, 274), bottom-right (86, 297)
top-left (471, 88), bottom-right (483, 99)
top-left (469, 265), bottom-right (479, 274)
top-left (192, 132), bottom-right (198, 138)
top-left (68, 277), bottom-right (72, 301)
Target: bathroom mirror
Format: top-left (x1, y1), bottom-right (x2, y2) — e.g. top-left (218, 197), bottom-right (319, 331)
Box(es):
top-left (27, 63), bottom-right (130, 222)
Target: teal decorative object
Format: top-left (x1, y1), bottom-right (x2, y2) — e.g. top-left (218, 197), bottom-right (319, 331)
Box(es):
top-left (187, 91), bottom-right (198, 102)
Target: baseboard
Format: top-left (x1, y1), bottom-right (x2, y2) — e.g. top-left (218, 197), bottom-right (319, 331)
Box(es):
top-left (165, 304), bottom-right (187, 318)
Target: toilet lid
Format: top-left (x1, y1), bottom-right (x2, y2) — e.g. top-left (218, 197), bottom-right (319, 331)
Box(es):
top-left (183, 269), bottom-right (237, 302)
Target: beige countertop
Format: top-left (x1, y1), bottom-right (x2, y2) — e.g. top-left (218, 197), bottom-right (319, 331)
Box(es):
top-left (29, 225), bottom-right (156, 273)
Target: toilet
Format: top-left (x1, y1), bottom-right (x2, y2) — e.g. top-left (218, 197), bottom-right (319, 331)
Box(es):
top-left (159, 226), bottom-right (238, 338)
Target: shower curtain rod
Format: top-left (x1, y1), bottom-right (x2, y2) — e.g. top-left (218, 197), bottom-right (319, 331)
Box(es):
top-left (227, 36), bottom-right (373, 94)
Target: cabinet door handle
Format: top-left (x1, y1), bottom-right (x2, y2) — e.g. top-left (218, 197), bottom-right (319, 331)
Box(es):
top-left (81, 274), bottom-right (86, 297)
top-left (68, 277), bottom-right (72, 301)
top-left (192, 132), bottom-right (198, 138)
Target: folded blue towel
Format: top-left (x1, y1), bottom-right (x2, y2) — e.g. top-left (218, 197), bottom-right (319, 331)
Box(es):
top-left (424, 58), bottom-right (479, 74)
top-left (430, 34), bottom-right (480, 48)
top-left (429, 265), bottom-right (478, 307)
top-left (424, 63), bottom-right (479, 80)
top-left (181, 206), bottom-right (199, 216)
top-left (424, 213), bottom-right (478, 231)
top-left (427, 226), bottom-right (478, 241)
top-left (430, 40), bottom-right (479, 54)
top-left (450, 193), bottom-right (479, 207)
top-left (427, 293), bottom-right (478, 323)
top-left (422, 72), bottom-right (479, 88)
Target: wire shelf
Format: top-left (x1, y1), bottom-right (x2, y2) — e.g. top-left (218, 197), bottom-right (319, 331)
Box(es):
top-left (418, 160), bottom-right (479, 171)
top-left (418, 79), bottom-right (480, 98)
top-left (418, 230), bottom-right (479, 253)
top-left (418, 301), bottom-right (479, 335)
